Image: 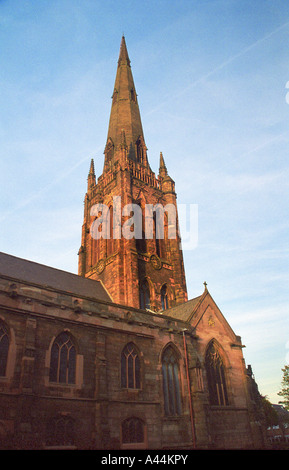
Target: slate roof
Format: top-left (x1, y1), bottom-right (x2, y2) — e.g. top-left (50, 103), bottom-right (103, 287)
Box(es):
top-left (164, 294), bottom-right (204, 322)
top-left (0, 252), bottom-right (112, 303)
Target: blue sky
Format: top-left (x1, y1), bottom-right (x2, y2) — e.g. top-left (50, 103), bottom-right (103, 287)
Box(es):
top-left (1, 0), bottom-right (289, 404)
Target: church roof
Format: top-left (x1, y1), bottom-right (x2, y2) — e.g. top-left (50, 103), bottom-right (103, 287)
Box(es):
top-left (164, 294), bottom-right (204, 322)
top-left (0, 252), bottom-right (112, 303)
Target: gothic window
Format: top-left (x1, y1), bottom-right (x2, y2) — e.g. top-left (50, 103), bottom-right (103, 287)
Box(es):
top-left (46, 415), bottom-right (75, 447)
top-left (135, 202), bottom-right (146, 253)
top-left (162, 346), bottom-right (182, 416)
top-left (205, 341), bottom-right (229, 406)
top-left (153, 212), bottom-right (161, 257)
top-left (121, 343), bottom-right (141, 389)
top-left (0, 324), bottom-right (9, 377)
top-left (161, 284), bottom-right (169, 310)
top-left (49, 332), bottom-right (76, 385)
top-left (122, 417), bottom-right (144, 445)
top-left (139, 280), bottom-right (150, 310)
top-left (106, 206), bottom-right (114, 256)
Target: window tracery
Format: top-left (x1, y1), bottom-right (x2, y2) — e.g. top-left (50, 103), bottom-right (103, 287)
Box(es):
top-left (121, 342), bottom-right (141, 389)
top-left (49, 332), bottom-right (76, 385)
top-left (162, 346), bottom-right (182, 416)
top-left (205, 341), bottom-right (229, 406)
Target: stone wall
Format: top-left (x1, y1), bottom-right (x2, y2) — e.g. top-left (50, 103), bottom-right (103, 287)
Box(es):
top-left (0, 272), bottom-right (263, 449)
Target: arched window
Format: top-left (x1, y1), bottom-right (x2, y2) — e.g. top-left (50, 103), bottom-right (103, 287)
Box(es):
top-left (0, 324), bottom-right (9, 377)
top-left (205, 341), bottom-right (229, 406)
top-left (135, 202), bottom-right (146, 253)
top-left (122, 417), bottom-right (144, 445)
top-left (139, 280), bottom-right (150, 310)
top-left (161, 284), bottom-right (169, 310)
top-left (46, 415), bottom-right (75, 447)
top-left (90, 217), bottom-right (99, 266)
top-left (153, 211), bottom-right (163, 258)
top-left (106, 206), bottom-right (114, 257)
top-left (49, 332), bottom-right (76, 384)
top-left (121, 343), bottom-right (141, 389)
top-left (162, 346), bottom-right (182, 416)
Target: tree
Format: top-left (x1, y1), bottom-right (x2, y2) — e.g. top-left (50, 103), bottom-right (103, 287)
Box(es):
top-left (261, 396), bottom-right (278, 427)
top-left (278, 365), bottom-right (289, 410)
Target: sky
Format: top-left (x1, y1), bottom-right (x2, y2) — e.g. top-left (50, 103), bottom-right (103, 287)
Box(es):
top-left (0, 0), bottom-right (289, 404)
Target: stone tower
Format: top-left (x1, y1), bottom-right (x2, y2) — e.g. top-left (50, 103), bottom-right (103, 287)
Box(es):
top-left (78, 37), bottom-right (187, 311)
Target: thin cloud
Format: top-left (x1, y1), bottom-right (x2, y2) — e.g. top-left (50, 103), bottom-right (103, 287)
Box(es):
top-left (0, 147), bottom-right (103, 223)
top-left (145, 19), bottom-right (289, 117)
top-left (237, 131), bottom-right (289, 159)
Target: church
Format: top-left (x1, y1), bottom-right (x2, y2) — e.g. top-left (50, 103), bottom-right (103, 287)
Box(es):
top-left (0, 37), bottom-right (266, 449)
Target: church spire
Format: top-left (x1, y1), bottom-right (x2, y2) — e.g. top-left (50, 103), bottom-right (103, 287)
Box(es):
top-left (104, 36), bottom-right (146, 168)
top-left (79, 37), bottom-right (188, 309)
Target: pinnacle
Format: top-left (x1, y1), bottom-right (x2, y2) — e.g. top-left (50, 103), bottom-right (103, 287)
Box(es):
top-left (159, 152), bottom-right (167, 170)
top-left (159, 152), bottom-right (168, 177)
top-left (89, 158), bottom-right (95, 176)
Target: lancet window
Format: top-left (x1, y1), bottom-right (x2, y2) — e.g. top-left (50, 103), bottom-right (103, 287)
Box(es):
top-left (162, 346), bottom-right (182, 416)
top-left (121, 342), bottom-right (141, 389)
top-left (49, 332), bottom-right (76, 385)
top-left (139, 280), bottom-right (150, 310)
top-left (205, 341), bottom-right (229, 406)
top-left (161, 284), bottom-right (169, 310)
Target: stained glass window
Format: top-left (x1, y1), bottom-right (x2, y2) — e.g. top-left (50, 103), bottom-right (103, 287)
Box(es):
top-left (162, 346), bottom-right (182, 416)
top-left (49, 332), bottom-right (76, 384)
top-left (121, 343), bottom-right (141, 389)
top-left (205, 342), bottom-right (229, 406)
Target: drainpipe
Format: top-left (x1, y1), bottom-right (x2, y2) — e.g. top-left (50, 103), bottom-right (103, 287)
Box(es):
top-left (182, 329), bottom-right (196, 449)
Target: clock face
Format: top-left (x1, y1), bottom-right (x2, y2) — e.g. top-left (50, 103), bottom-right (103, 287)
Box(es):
top-left (96, 259), bottom-right (106, 274)
top-left (149, 254), bottom-right (162, 270)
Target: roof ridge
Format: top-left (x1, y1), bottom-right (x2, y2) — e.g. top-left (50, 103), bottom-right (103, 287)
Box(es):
top-left (0, 251), bottom-right (103, 281)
